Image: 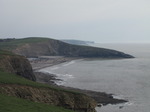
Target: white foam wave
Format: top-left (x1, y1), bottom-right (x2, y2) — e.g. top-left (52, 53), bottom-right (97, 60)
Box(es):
top-left (50, 66), bottom-right (60, 70)
top-left (124, 102), bottom-right (134, 106)
top-left (54, 80), bottom-right (66, 86)
top-left (63, 74), bottom-right (74, 78)
top-left (52, 73), bottom-right (74, 85)
top-left (112, 95), bottom-right (134, 106)
top-left (56, 73), bottom-right (74, 79)
top-left (112, 94), bottom-right (125, 100)
top-left (62, 61), bottom-right (75, 66)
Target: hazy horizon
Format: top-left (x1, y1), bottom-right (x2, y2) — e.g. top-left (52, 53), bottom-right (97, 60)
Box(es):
top-left (0, 0), bottom-right (150, 43)
top-left (1, 37), bottom-right (150, 44)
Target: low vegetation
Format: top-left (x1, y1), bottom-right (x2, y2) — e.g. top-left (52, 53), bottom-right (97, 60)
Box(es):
top-left (0, 37), bottom-right (49, 50)
top-left (0, 94), bottom-right (74, 112)
top-left (0, 71), bottom-right (82, 95)
top-left (0, 50), bottom-right (15, 59)
top-left (0, 50), bottom-right (14, 55)
top-left (0, 71), bottom-right (96, 112)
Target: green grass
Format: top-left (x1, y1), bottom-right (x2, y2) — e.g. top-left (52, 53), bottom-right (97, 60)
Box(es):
top-left (0, 37), bottom-right (50, 50)
top-left (0, 72), bottom-right (80, 112)
top-left (0, 50), bottom-right (15, 56)
top-left (0, 71), bottom-right (52, 88)
top-left (0, 62), bottom-right (80, 112)
top-left (0, 93), bottom-right (74, 112)
top-left (0, 71), bottom-right (82, 95)
top-left (0, 50), bottom-right (14, 59)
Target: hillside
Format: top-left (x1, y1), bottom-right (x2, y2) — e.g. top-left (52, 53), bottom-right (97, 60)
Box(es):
top-left (0, 37), bottom-right (134, 58)
top-left (0, 50), bottom-right (97, 112)
top-left (0, 71), bottom-right (96, 112)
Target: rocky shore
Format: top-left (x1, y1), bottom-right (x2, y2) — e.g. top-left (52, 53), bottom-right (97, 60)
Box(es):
top-left (30, 57), bottom-right (127, 107)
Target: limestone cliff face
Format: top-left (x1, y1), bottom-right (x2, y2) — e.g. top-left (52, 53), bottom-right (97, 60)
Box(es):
top-left (0, 54), bottom-right (36, 81)
top-left (0, 84), bottom-right (97, 112)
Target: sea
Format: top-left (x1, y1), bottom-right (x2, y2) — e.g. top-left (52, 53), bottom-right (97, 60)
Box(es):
top-left (39, 43), bottom-right (150, 112)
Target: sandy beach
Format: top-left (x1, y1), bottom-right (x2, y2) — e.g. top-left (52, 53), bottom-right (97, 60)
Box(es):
top-left (29, 56), bottom-right (78, 70)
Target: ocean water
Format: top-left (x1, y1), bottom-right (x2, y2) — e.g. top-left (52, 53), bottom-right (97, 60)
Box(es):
top-left (40, 43), bottom-right (150, 112)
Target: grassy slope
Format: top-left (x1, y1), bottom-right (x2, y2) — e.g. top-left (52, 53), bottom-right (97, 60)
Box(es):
top-left (0, 71), bottom-right (81, 95)
top-left (0, 71), bottom-right (51, 87)
top-left (0, 37), bottom-right (49, 50)
top-left (0, 49), bottom-right (80, 94)
top-left (0, 50), bottom-right (15, 58)
top-left (0, 71), bottom-right (78, 112)
top-left (0, 94), bottom-right (73, 112)
top-left (0, 49), bottom-right (78, 112)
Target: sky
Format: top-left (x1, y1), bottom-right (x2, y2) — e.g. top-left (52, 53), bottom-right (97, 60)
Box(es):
top-left (0, 0), bottom-right (150, 43)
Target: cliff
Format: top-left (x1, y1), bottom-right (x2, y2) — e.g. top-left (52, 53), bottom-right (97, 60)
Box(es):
top-left (0, 50), bottom-right (36, 81)
top-left (0, 37), bottom-right (134, 58)
top-left (0, 50), bottom-right (97, 112)
top-left (0, 84), bottom-right (96, 112)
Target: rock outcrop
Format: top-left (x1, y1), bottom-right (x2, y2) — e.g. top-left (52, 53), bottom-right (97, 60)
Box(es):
top-left (0, 51), bottom-right (36, 81)
top-left (0, 84), bottom-right (97, 112)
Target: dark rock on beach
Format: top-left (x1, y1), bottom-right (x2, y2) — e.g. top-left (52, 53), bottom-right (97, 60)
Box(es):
top-left (34, 72), bottom-right (61, 85)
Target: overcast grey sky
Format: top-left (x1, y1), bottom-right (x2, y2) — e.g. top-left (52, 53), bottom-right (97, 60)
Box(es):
top-left (0, 0), bottom-right (150, 43)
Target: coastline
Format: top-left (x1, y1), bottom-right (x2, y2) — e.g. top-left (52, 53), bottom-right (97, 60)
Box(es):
top-left (30, 57), bottom-right (127, 106)
top-left (29, 56), bottom-right (79, 71)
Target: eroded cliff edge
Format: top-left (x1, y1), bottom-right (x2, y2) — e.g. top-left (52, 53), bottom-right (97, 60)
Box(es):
top-left (0, 84), bottom-right (96, 112)
top-left (0, 50), bottom-right (97, 112)
top-left (0, 51), bottom-right (35, 81)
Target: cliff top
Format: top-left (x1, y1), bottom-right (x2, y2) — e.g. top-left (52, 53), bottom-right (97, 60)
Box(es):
top-left (0, 50), bottom-right (15, 56)
top-left (0, 37), bottom-right (50, 50)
